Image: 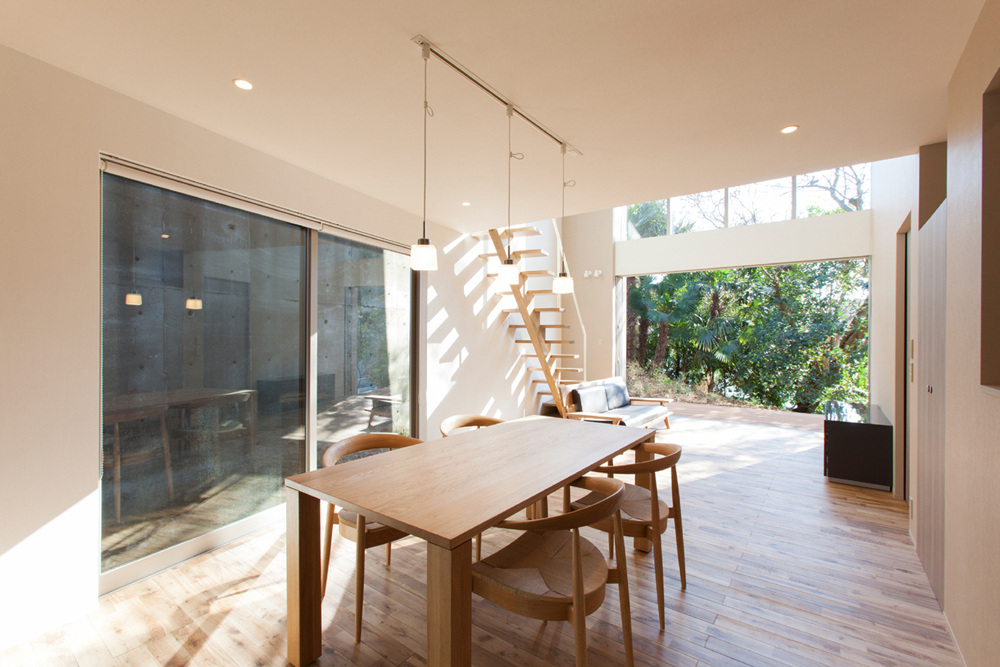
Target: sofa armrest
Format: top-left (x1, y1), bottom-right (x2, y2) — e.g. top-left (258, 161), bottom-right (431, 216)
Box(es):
top-left (566, 412), bottom-right (624, 425)
top-left (629, 397), bottom-right (675, 406)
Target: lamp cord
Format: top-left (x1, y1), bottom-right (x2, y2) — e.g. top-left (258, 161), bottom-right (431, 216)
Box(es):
top-left (422, 46), bottom-right (433, 239)
top-left (560, 145), bottom-right (575, 274)
top-left (506, 104), bottom-right (523, 257)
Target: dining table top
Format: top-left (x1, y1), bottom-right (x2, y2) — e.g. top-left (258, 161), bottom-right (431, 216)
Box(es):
top-left (103, 388), bottom-right (255, 418)
top-left (284, 415), bottom-right (655, 550)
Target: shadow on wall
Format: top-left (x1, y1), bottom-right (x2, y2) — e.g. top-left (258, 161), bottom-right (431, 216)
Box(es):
top-left (425, 228), bottom-right (540, 437)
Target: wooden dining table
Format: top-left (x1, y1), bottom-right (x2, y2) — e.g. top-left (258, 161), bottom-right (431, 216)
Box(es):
top-left (284, 415), bottom-right (656, 667)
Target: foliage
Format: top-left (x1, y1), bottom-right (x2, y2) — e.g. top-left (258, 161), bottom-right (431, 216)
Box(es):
top-left (627, 259), bottom-right (869, 413)
top-left (357, 287), bottom-right (390, 391)
top-left (627, 200), bottom-right (669, 237)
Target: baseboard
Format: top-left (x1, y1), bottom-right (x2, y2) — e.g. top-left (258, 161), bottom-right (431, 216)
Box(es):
top-left (943, 610), bottom-right (969, 667)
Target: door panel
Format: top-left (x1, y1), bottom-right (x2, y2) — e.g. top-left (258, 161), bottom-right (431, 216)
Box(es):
top-left (917, 201), bottom-right (946, 605)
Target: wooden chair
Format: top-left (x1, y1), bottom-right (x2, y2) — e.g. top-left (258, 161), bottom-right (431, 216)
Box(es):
top-left (172, 390), bottom-right (257, 474)
top-left (569, 442), bottom-right (685, 630)
top-left (472, 476), bottom-right (634, 667)
top-left (439, 413), bottom-right (504, 437)
top-left (440, 414), bottom-right (503, 560)
top-left (320, 433), bottom-right (423, 642)
top-left (103, 404), bottom-right (174, 522)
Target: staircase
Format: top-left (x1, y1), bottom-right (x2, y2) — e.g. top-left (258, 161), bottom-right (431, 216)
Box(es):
top-left (472, 224), bottom-right (581, 416)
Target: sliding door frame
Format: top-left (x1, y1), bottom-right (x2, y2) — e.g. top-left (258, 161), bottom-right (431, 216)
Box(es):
top-left (98, 156), bottom-right (416, 593)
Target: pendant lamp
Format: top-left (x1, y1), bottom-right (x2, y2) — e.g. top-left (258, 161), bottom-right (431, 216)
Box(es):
top-left (411, 42), bottom-right (438, 271)
top-left (126, 226), bottom-right (142, 305)
top-left (552, 143), bottom-right (575, 295)
top-left (497, 104), bottom-right (523, 286)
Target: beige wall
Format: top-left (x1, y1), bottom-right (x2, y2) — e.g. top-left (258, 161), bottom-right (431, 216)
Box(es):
top-left (0, 44), bottom-right (426, 649)
top-left (942, 0), bottom-right (1000, 663)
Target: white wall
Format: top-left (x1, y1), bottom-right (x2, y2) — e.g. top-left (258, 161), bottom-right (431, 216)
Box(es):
top-left (562, 209), bottom-right (616, 381)
top-left (423, 220), bottom-right (566, 434)
top-left (0, 44), bottom-right (428, 649)
top-left (870, 155), bottom-right (919, 501)
top-left (615, 210), bottom-right (872, 277)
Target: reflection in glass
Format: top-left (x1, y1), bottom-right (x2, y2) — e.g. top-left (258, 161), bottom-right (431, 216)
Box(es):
top-left (729, 177), bottom-right (792, 226)
top-left (796, 163), bottom-right (871, 217)
top-left (671, 189), bottom-right (726, 234)
top-left (316, 234), bottom-right (411, 466)
top-left (101, 174), bottom-right (306, 572)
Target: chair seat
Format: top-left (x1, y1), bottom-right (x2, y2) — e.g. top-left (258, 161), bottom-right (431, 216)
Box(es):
top-left (603, 404), bottom-right (670, 427)
top-left (572, 482), bottom-right (669, 529)
top-left (472, 530), bottom-right (608, 608)
top-left (338, 510), bottom-right (408, 543)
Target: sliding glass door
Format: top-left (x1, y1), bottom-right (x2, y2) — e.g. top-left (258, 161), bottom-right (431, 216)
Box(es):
top-left (101, 173), bottom-right (411, 579)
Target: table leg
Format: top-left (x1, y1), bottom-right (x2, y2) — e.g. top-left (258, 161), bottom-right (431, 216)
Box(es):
top-left (426, 540), bottom-right (472, 667)
top-left (633, 441), bottom-right (654, 553)
top-left (287, 488), bottom-right (322, 667)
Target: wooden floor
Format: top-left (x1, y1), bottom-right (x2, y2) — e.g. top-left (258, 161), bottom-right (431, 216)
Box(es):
top-left (3, 413), bottom-right (964, 667)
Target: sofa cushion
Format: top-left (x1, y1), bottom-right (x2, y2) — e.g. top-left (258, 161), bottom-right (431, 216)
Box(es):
top-left (572, 385), bottom-right (609, 414)
top-left (604, 377), bottom-right (631, 410)
top-left (604, 404), bottom-right (670, 428)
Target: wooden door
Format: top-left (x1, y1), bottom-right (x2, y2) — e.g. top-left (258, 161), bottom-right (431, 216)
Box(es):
top-left (917, 201), bottom-right (946, 606)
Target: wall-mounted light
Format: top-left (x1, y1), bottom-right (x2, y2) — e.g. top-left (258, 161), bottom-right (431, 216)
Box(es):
top-left (125, 293), bottom-right (142, 306)
top-left (186, 295), bottom-right (203, 310)
top-left (126, 226), bottom-right (141, 306)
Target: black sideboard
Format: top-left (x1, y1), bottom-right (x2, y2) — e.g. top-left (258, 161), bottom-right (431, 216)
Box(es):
top-left (823, 401), bottom-right (893, 491)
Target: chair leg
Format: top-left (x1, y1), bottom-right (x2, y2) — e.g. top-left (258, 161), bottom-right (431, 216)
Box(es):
top-left (614, 512), bottom-right (635, 667)
top-left (321, 504), bottom-right (336, 597)
top-left (159, 414), bottom-right (174, 502)
top-left (112, 422), bottom-right (121, 523)
top-left (355, 514), bottom-right (366, 643)
top-left (475, 533), bottom-right (482, 562)
top-left (570, 527), bottom-right (588, 667)
top-left (386, 542), bottom-right (392, 567)
top-left (651, 525), bottom-right (665, 629)
top-left (672, 467), bottom-right (686, 589)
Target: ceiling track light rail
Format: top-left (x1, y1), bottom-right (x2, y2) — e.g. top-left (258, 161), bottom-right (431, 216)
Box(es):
top-left (412, 35), bottom-right (582, 157)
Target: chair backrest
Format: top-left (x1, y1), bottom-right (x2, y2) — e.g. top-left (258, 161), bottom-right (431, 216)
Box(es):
top-left (498, 476), bottom-right (625, 532)
top-left (440, 414), bottom-right (504, 437)
top-left (322, 433), bottom-right (423, 468)
top-left (595, 442), bottom-right (681, 475)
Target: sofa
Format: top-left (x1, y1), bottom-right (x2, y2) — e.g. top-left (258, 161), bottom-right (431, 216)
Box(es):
top-left (562, 376), bottom-right (673, 428)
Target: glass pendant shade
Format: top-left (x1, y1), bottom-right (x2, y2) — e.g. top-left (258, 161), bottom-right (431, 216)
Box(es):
top-left (125, 292), bottom-right (142, 306)
top-left (411, 238), bottom-right (438, 271)
top-left (497, 258), bottom-right (520, 285)
top-left (185, 297), bottom-right (203, 310)
top-left (552, 273), bottom-right (574, 294)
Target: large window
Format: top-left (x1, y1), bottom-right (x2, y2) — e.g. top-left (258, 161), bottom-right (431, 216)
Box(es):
top-left (101, 173), bottom-right (411, 575)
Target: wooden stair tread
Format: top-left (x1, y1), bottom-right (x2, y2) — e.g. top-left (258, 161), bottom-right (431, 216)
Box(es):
top-left (508, 324), bottom-right (569, 330)
top-left (531, 379), bottom-right (577, 386)
top-left (478, 249), bottom-right (548, 261)
top-left (487, 269), bottom-right (556, 278)
top-left (471, 227), bottom-right (541, 240)
top-left (515, 339), bottom-right (575, 345)
top-left (520, 353), bottom-right (579, 359)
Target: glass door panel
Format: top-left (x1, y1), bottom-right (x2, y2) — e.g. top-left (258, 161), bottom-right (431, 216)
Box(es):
top-left (101, 174), bottom-right (306, 572)
top-left (316, 233), bottom-right (411, 466)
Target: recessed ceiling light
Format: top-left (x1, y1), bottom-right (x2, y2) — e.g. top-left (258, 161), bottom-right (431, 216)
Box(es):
top-left (462, 202), bottom-right (471, 206)
top-left (233, 79), bottom-right (253, 90)
top-left (781, 125), bottom-right (799, 134)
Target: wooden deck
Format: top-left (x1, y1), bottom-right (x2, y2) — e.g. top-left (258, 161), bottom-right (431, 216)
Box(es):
top-left (3, 411), bottom-right (962, 667)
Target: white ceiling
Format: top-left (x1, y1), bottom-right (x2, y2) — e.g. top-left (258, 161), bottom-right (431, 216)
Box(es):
top-left (0, 1), bottom-right (985, 232)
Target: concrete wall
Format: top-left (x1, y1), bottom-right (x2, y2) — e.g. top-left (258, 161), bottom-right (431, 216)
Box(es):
top-left (941, 1), bottom-right (1000, 662)
top-left (0, 44), bottom-right (429, 649)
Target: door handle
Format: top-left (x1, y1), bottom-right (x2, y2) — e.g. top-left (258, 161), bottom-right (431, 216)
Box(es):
top-left (927, 385), bottom-right (934, 394)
